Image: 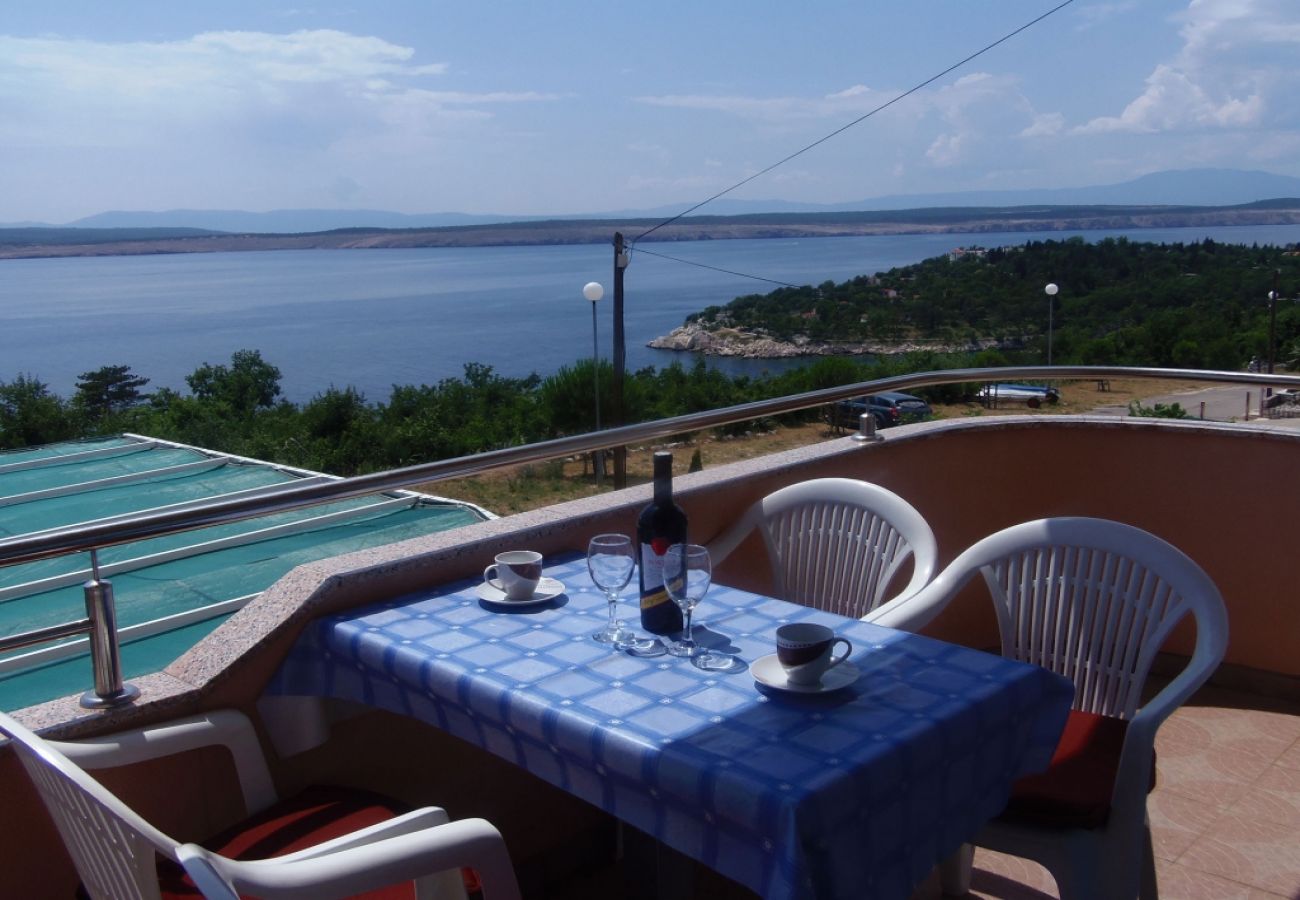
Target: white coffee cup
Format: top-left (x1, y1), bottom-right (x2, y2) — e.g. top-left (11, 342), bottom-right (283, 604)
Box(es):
top-left (775, 622), bottom-right (852, 686)
top-left (483, 550), bottom-right (543, 601)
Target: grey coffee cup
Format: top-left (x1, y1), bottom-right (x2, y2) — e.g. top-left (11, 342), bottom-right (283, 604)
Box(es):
top-left (775, 622), bottom-right (852, 686)
top-left (484, 550), bottom-right (543, 600)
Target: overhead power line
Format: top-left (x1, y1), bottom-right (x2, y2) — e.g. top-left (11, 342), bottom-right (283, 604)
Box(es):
top-left (632, 0), bottom-right (1076, 246)
top-left (630, 246), bottom-right (804, 289)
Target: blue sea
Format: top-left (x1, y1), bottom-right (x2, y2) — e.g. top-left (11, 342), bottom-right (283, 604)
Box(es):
top-left (3, 223), bottom-right (1298, 404)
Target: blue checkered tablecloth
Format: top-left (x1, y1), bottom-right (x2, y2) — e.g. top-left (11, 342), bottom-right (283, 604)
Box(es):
top-left (266, 554), bottom-right (1071, 900)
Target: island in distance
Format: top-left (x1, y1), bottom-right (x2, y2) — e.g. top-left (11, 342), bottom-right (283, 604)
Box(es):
top-left (2, 198), bottom-right (1300, 261)
top-left (2, 167), bottom-right (1299, 260)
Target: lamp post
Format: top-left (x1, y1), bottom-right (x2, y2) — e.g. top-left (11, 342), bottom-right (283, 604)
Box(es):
top-left (1044, 283), bottom-right (1059, 366)
top-left (1268, 268), bottom-right (1280, 378)
top-left (583, 281), bottom-right (604, 484)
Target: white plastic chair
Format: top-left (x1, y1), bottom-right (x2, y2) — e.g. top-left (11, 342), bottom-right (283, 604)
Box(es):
top-left (0, 708), bottom-right (521, 900)
top-left (708, 477), bottom-right (938, 622)
top-left (885, 518), bottom-right (1229, 900)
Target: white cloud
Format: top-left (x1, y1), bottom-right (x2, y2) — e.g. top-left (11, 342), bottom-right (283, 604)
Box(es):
top-left (634, 69), bottom-right (1060, 194)
top-left (0, 28), bottom-right (566, 217)
top-left (635, 84), bottom-right (895, 122)
top-left (0, 30), bottom-right (555, 150)
top-left (1021, 113), bottom-right (1065, 137)
top-left (908, 72), bottom-right (1043, 169)
top-left (926, 133), bottom-right (967, 167)
top-left (1078, 0), bottom-right (1297, 135)
top-left (1073, 2), bottom-right (1139, 30)
top-left (1084, 65), bottom-right (1264, 133)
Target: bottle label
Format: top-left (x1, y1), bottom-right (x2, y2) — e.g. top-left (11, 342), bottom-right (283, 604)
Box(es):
top-left (640, 542), bottom-right (668, 606)
top-left (639, 540), bottom-right (683, 633)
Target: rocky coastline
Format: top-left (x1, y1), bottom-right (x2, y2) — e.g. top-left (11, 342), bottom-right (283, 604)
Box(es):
top-left (647, 323), bottom-right (1005, 358)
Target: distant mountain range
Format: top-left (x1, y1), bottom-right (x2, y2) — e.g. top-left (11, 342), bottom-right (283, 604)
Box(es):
top-left (8, 168), bottom-right (1299, 234)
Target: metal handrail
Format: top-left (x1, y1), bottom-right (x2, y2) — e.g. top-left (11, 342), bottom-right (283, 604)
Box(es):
top-left (2, 365), bottom-right (1298, 569)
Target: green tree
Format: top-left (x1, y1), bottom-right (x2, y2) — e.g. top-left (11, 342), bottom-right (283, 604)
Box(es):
top-left (538, 359), bottom-right (609, 436)
top-left (0, 375), bottom-right (76, 449)
top-left (186, 350), bottom-right (282, 415)
top-left (375, 363), bottom-right (542, 464)
top-left (296, 387), bottom-right (377, 475)
top-left (74, 364), bottom-right (150, 423)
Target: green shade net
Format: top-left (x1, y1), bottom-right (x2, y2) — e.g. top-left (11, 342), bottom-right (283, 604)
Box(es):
top-left (0, 437), bottom-right (487, 710)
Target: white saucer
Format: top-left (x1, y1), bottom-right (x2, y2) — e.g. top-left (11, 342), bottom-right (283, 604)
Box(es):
top-left (749, 653), bottom-right (859, 694)
top-left (475, 576), bottom-right (565, 608)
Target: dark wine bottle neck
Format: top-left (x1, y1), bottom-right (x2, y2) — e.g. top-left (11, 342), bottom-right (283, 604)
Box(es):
top-left (654, 478), bottom-right (672, 505)
top-left (652, 453), bottom-right (673, 505)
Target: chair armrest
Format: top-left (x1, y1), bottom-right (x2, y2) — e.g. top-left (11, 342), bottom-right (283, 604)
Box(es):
top-left (1111, 601), bottom-right (1229, 823)
top-left (179, 816), bottom-right (521, 900)
top-left (51, 710), bottom-right (277, 813)
top-left (864, 562), bottom-right (978, 632)
top-left (705, 502), bottom-right (763, 566)
top-left (271, 807), bottom-right (451, 862)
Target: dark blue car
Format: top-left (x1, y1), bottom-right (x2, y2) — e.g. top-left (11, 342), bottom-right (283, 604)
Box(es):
top-left (834, 391), bottom-right (933, 429)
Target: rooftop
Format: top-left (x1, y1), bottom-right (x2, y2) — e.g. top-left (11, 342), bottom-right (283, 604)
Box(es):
top-left (0, 434), bottom-right (489, 709)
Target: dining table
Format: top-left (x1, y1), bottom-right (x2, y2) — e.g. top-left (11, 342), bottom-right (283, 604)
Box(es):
top-left (265, 552), bottom-right (1073, 900)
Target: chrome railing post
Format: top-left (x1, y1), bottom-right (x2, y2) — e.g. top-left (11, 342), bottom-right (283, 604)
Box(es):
top-left (852, 411), bottom-right (883, 443)
top-left (79, 550), bottom-right (140, 709)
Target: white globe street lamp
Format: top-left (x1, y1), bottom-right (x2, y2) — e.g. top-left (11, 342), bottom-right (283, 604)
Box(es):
top-left (583, 282), bottom-right (605, 483)
top-left (1044, 283), bottom-right (1059, 367)
top-left (1267, 286), bottom-right (1279, 377)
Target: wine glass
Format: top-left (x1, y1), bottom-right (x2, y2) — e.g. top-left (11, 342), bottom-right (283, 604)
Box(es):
top-left (588, 534), bottom-right (636, 644)
top-left (663, 543), bottom-right (716, 666)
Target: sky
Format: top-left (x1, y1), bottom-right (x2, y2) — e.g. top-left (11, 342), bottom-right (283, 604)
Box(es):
top-left (2, 0), bottom-right (1298, 224)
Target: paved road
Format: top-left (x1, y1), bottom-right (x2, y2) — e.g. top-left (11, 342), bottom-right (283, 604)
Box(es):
top-left (1091, 385), bottom-right (1300, 430)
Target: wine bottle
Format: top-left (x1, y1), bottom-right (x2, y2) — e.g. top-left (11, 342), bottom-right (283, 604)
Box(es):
top-left (638, 451), bottom-right (687, 635)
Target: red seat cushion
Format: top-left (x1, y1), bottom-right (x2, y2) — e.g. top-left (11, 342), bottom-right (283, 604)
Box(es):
top-left (1001, 710), bottom-right (1155, 830)
top-left (156, 784), bottom-right (415, 899)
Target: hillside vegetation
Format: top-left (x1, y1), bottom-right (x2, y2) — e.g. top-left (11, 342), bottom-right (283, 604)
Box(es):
top-left (686, 237), bottom-right (1300, 370)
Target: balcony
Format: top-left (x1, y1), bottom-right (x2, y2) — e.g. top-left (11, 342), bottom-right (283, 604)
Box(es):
top-left (1, 367), bottom-right (1298, 899)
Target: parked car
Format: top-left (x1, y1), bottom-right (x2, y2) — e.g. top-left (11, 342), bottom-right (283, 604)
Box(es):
top-left (834, 391), bottom-right (933, 429)
top-left (975, 383), bottom-right (1061, 408)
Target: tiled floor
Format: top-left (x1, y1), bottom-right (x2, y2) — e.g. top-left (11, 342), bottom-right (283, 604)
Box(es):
top-left (914, 684), bottom-right (1300, 899)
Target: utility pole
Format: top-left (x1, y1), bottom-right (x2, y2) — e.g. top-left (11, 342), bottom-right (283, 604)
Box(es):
top-left (612, 233), bottom-right (629, 488)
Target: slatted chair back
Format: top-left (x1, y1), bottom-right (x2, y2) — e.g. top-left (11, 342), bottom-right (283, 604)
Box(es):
top-left (972, 517), bottom-right (1227, 720)
top-left (1, 711), bottom-right (172, 900)
top-left (709, 478), bottom-right (938, 622)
